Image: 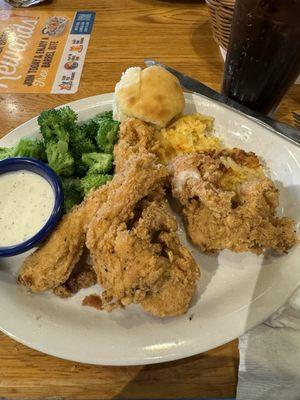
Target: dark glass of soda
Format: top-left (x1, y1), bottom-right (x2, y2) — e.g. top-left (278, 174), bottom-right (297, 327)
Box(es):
top-left (222, 0), bottom-right (300, 115)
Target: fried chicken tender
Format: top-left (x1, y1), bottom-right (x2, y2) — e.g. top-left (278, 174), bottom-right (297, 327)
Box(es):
top-left (86, 154), bottom-right (199, 317)
top-left (114, 118), bottom-right (158, 173)
top-left (18, 185), bottom-right (110, 292)
top-left (169, 149), bottom-right (297, 254)
top-left (140, 203), bottom-right (200, 317)
top-left (53, 249), bottom-right (97, 298)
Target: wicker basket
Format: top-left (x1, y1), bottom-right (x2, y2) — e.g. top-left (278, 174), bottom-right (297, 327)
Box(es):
top-left (205, 0), bottom-right (235, 50)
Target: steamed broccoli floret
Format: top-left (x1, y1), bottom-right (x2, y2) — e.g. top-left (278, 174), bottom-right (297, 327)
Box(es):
top-left (92, 111), bottom-right (114, 126)
top-left (79, 150), bottom-right (113, 196)
top-left (45, 140), bottom-right (74, 177)
top-left (0, 146), bottom-right (13, 160)
top-left (82, 152), bottom-right (113, 174)
top-left (78, 111), bottom-right (116, 145)
top-left (38, 106), bottom-right (77, 144)
top-left (61, 177), bottom-right (83, 213)
top-left (78, 119), bottom-right (100, 145)
top-left (13, 137), bottom-right (46, 160)
top-left (38, 106), bottom-right (77, 175)
top-left (95, 111), bottom-right (114, 120)
top-left (96, 119), bottom-right (120, 153)
top-left (80, 173), bottom-right (112, 196)
top-left (0, 138), bottom-right (46, 161)
top-left (69, 129), bottom-right (97, 177)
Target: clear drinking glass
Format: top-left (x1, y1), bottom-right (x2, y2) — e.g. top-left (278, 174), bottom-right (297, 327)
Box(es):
top-left (222, 0), bottom-right (300, 115)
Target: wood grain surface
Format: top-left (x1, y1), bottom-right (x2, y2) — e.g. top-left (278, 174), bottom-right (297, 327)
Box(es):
top-left (0, 0), bottom-right (299, 398)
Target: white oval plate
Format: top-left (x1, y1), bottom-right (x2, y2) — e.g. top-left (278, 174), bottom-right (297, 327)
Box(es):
top-left (0, 93), bottom-right (299, 366)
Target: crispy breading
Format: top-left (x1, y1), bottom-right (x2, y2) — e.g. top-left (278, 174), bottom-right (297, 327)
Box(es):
top-left (53, 250), bottom-right (97, 298)
top-left (169, 150), bottom-right (297, 254)
top-left (17, 185), bottom-right (110, 292)
top-left (140, 207), bottom-right (200, 317)
top-left (86, 155), bottom-right (167, 308)
top-left (114, 118), bottom-right (159, 173)
top-left (86, 153), bottom-right (199, 317)
top-left (82, 294), bottom-right (103, 310)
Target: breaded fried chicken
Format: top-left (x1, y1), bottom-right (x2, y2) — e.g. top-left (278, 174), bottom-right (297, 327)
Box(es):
top-left (18, 184), bottom-right (110, 292)
top-left (114, 118), bottom-right (158, 173)
top-left (53, 248), bottom-right (97, 298)
top-left (140, 202), bottom-right (200, 317)
top-left (169, 149), bottom-right (296, 254)
top-left (86, 153), bottom-right (199, 317)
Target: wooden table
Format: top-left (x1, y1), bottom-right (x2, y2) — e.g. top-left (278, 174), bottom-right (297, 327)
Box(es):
top-left (0, 0), bottom-right (299, 398)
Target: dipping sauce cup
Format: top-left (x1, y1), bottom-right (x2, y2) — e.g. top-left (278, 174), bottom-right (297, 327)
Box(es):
top-left (0, 157), bottom-right (63, 257)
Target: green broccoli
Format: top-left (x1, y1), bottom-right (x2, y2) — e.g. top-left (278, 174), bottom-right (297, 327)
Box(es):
top-left (38, 106), bottom-right (78, 175)
top-left (0, 146), bottom-right (13, 160)
top-left (38, 106), bottom-right (77, 145)
top-left (95, 111), bottom-right (114, 120)
top-left (78, 111), bottom-right (116, 145)
top-left (45, 140), bottom-right (74, 177)
top-left (69, 129), bottom-right (97, 177)
top-left (79, 150), bottom-right (113, 196)
top-left (0, 108), bottom-right (119, 214)
top-left (61, 177), bottom-right (83, 213)
top-left (96, 119), bottom-right (120, 153)
top-left (78, 119), bottom-right (100, 145)
top-left (82, 152), bottom-right (113, 174)
top-left (92, 111), bottom-right (114, 125)
top-left (0, 137), bottom-right (46, 161)
top-left (13, 137), bottom-right (46, 160)
top-left (80, 173), bottom-right (112, 196)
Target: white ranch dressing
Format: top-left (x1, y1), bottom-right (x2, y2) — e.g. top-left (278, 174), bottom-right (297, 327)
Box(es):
top-left (0, 170), bottom-right (55, 247)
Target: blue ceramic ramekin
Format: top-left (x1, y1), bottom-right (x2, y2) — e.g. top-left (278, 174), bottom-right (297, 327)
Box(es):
top-left (0, 157), bottom-right (63, 257)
